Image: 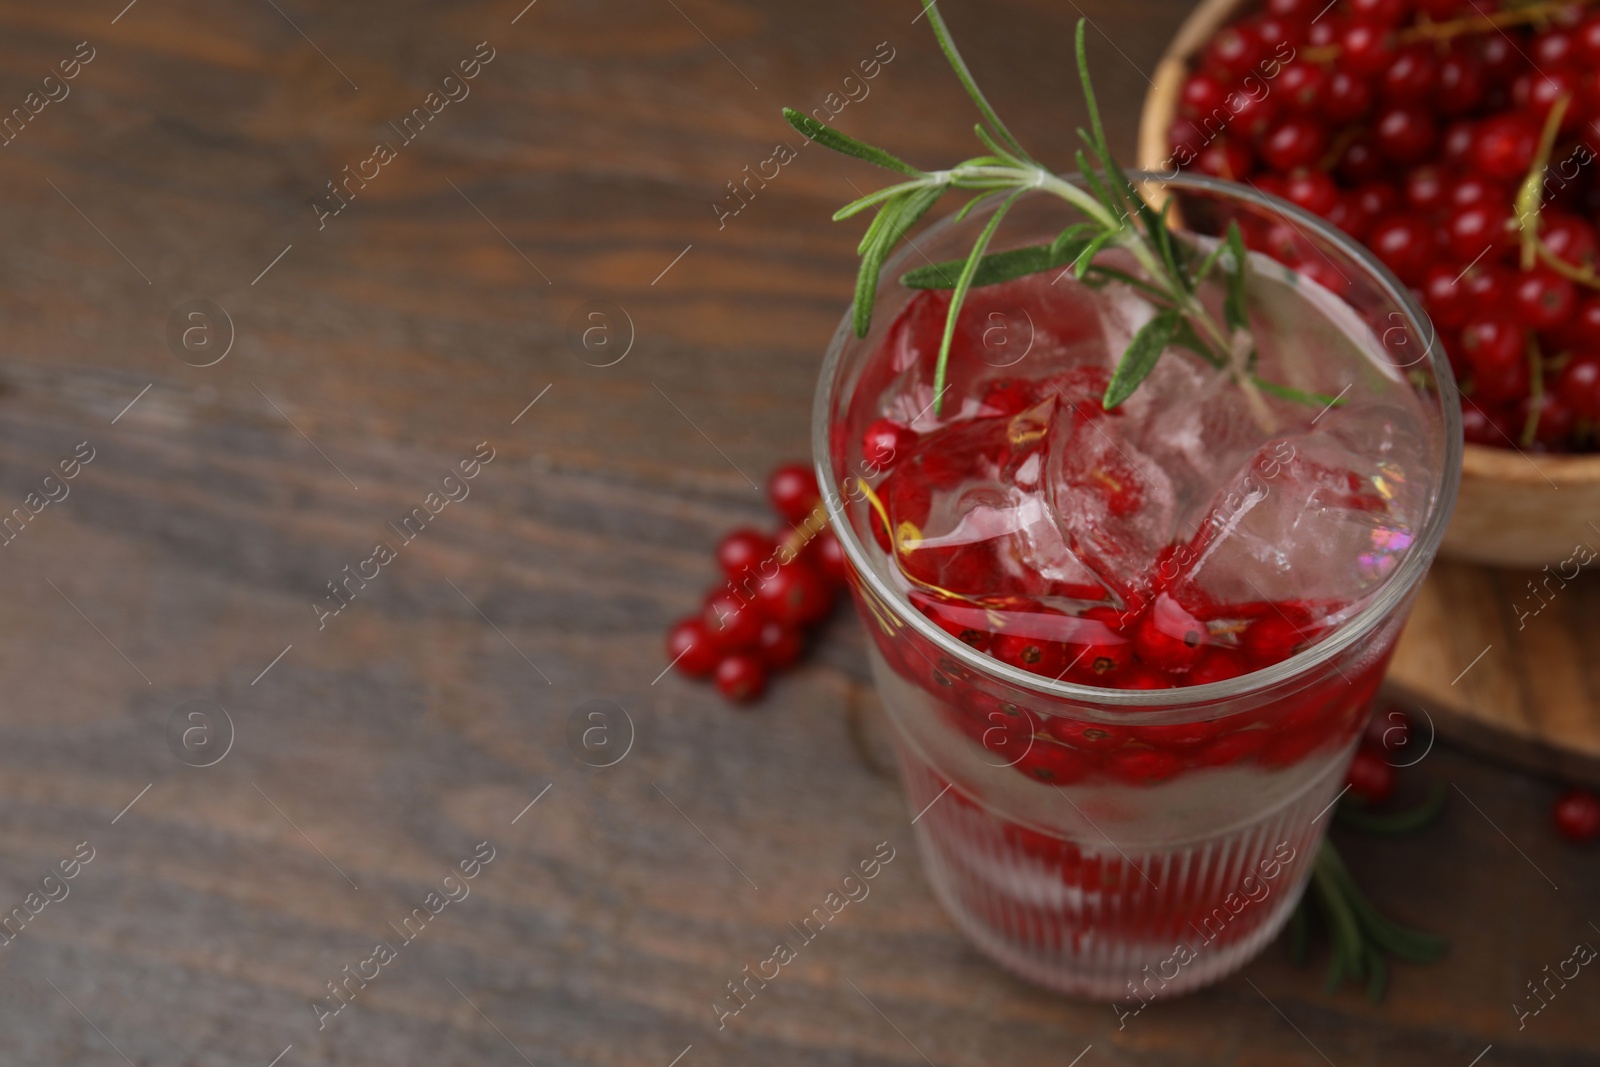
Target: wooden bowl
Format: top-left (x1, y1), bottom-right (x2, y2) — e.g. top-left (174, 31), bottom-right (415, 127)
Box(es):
top-left (1136, 0), bottom-right (1600, 567)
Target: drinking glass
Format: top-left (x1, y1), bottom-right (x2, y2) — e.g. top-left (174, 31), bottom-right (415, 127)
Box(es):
top-left (812, 172), bottom-right (1461, 999)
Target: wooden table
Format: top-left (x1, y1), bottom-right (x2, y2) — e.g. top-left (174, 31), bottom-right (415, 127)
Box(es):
top-left (0, 1), bottom-right (1595, 1063)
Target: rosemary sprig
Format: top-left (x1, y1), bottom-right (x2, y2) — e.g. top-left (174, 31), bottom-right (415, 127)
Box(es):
top-left (785, 8), bottom-right (1282, 420)
top-left (1291, 786), bottom-right (1451, 1000)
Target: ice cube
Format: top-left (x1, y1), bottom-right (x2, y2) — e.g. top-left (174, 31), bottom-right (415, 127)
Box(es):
top-left (1044, 392), bottom-right (1176, 608)
top-left (882, 396), bottom-right (1111, 604)
top-left (1169, 406), bottom-right (1428, 611)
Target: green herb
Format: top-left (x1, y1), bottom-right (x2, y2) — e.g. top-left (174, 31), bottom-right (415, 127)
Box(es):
top-left (786, 7), bottom-right (1292, 419)
top-left (1291, 787), bottom-right (1451, 1000)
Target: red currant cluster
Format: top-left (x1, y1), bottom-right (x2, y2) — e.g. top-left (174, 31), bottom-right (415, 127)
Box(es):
top-left (1173, 0), bottom-right (1600, 451)
top-left (664, 464), bottom-right (848, 702)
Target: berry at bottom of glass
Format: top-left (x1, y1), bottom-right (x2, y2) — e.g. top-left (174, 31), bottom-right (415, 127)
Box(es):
top-left (816, 180), bottom-right (1458, 1000)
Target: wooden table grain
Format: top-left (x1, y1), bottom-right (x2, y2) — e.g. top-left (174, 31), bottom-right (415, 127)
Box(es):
top-left (0, 1), bottom-right (1595, 1064)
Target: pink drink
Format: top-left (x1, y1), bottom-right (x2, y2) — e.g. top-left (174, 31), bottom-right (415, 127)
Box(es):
top-left (814, 177), bottom-right (1460, 998)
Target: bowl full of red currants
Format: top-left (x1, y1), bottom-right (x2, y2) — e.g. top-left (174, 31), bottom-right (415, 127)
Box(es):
top-left (1139, 0), bottom-right (1600, 566)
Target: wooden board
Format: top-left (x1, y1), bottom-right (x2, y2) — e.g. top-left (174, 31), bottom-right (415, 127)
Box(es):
top-left (0, 2), bottom-right (1597, 1066)
top-left (1390, 560), bottom-right (1600, 786)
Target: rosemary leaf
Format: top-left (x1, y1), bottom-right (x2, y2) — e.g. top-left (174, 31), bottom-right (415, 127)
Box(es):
top-left (1365, 943), bottom-right (1389, 1002)
top-left (1085, 264), bottom-right (1174, 302)
top-left (834, 179), bottom-right (935, 221)
top-left (1223, 220), bottom-right (1250, 333)
top-left (1103, 307), bottom-right (1180, 409)
top-left (1072, 231), bottom-right (1117, 279)
top-left (1052, 222), bottom-right (1101, 256)
top-left (783, 108), bottom-right (924, 176)
top-left (1335, 781), bottom-right (1448, 836)
top-left (924, 5), bottom-right (1030, 161)
top-left (855, 184), bottom-right (947, 337)
top-left (901, 239), bottom-right (1091, 290)
top-left (933, 189), bottom-right (1025, 411)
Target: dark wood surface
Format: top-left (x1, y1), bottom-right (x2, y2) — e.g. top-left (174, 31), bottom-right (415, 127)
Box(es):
top-left (0, 1), bottom-right (1595, 1064)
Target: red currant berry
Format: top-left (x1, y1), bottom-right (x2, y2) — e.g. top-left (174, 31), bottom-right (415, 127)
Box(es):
top-left (1374, 104), bottom-right (1438, 164)
top-left (1540, 213), bottom-right (1599, 269)
top-left (1072, 606), bottom-right (1134, 680)
top-left (1385, 45), bottom-right (1438, 101)
top-left (767, 463), bottom-right (821, 524)
top-left (1353, 180), bottom-right (1401, 221)
top-left (1132, 596), bottom-right (1208, 674)
top-left (1460, 402), bottom-right (1514, 445)
top-left (1269, 0), bottom-right (1322, 18)
top-left (1512, 68), bottom-right (1583, 132)
top-left (1441, 119), bottom-right (1476, 163)
top-left (1308, 14), bottom-right (1341, 49)
top-left (1403, 166), bottom-right (1447, 212)
top-left (1323, 194), bottom-right (1368, 240)
top-left (993, 632), bottom-right (1067, 677)
top-left (1187, 647), bottom-right (1251, 685)
top-left (667, 616), bottom-right (721, 677)
top-left (1195, 137), bottom-right (1255, 180)
top-left (862, 418), bottom-right (914, 469)
top-left (1251, 13), bottom-right (1307, 50)
top-left (1203, 24), bottom-right (1267, 81)
top-left (1479, 33), bottom-right (1525, 82)
top-left (1336, 134), bottom-right (1386, 183)
top-left (1472, 114), bottom-right (1540, 181)
top-left (716, 528), bottom-right (776, 581)
top-left (1444, 201), bottom-right (1513, 261)
top-left (1345, 746), bottom-right (1397, 804)
top-left (1565, 297), bottom-right (1600, 346)
top-left (1416, 0), bottom-right (1466, 16)
top-left (1532, 28), bottom-right (1577, 68)
top-left (1261, 116), bottom-right (1329, 170)
top-left (1180, 70), bottom-right (1231, 118)
top-left (1340, 21), bottom-right (1398, 75)
top-left (1448, 173), bottom-right (1502, 208)
top-left (1363, 707), bottom-right (1412, 756)
top-left (1170, 117), bottom-right (1207, 158)
top-left (1015, 740), bottom-right (1091, 785)
top-left (754, 561), bottom-right (833, 626)
top-left (756, 619), bottom-right (804, 669)
top-left (1421, 265), bottom-right (1471, 329)
top-left (810, 529), bottom-right (848, 586)
top-left (703, 589), bottom-right (763, 651)
top-left (1558, 354), bottom-right (1600, 420)
top-left (1475, 357), bottom-right (1532, 404)
top-left (1462, 263), bottom-right (1510, 305)
top-left (1349, 0), bottom-right (1407, 26)
top-left (1552, 788), bottom-right (1600, 843)
top-left (1283, 169), bottom-right (1340, 216)
top-left (1240, 615), bottom-right (1303, 663)
top-left (1277, 61), bottom-right (1328, 113)
top-left (1459, 312), bottom-right (1526, 376)
top-left (1324, 68), bottom-right (1376, 123)
top-left (1368, 215), bottom-right (1436, 284)
top-left (1109, 746), bottom-right (1183, 783)
top-left (1577, 14), bottom-right (1600, 64)
top-left (715, 653), bottom-right (767, 702)
top-left (1436, 49), bottom-right (1486, 115)
top-left (1229, 89), bottom-right (1281, 143)
top-left (1512, 269), bottom-right (1578, 332)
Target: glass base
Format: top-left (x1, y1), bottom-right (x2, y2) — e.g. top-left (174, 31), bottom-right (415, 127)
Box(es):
top-left (896, 743), bottom-right (1339, 1001)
